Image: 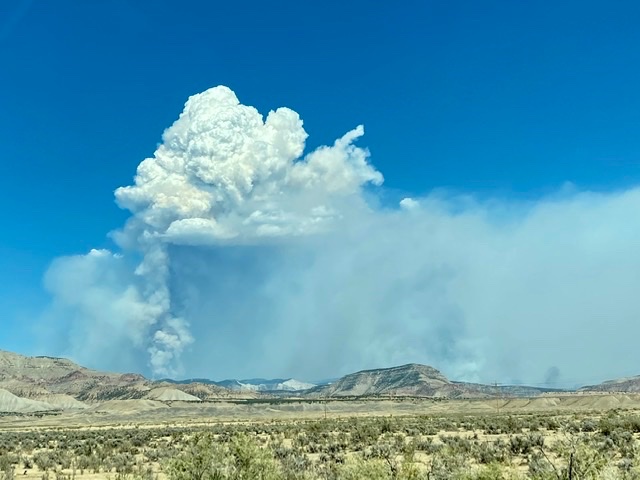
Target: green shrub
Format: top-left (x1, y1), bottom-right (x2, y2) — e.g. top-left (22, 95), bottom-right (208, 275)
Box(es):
top-left (166, 433), bottom-right (281, 480)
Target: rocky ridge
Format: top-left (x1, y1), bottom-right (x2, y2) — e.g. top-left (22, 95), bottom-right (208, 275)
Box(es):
top-left (0, 350), bottom-right (237, 412)
top-left (0, 349), bottom-right (631, 414)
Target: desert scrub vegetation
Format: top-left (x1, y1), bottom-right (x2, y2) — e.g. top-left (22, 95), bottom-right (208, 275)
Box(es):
top-left (2, 410), bottom-right (640, 478)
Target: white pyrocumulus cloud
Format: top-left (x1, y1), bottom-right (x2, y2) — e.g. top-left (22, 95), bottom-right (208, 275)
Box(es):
top-left (44, 86), bottom-right (382, 377)
top-left (113, 86), bottom-right (382, 245)
top-left (42, 86), bottom-right (640, 386)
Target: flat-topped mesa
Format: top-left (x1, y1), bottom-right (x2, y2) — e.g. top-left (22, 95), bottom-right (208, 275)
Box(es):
top-left (307, 363), bottom-right (453, 398)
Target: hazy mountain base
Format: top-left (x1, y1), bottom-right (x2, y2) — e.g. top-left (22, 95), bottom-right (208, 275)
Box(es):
top-left (0, 349), bottom-right (637, 421)
top-left (2, 394), bottom-right (640, 429)
top-left (165, 378), bottom-right (317, 392)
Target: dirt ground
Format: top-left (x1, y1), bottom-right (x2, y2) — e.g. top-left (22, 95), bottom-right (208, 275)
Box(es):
top-left (1, 393), bottom-right (639, 429)
top-left (2, 393), bottom-right (640, 480)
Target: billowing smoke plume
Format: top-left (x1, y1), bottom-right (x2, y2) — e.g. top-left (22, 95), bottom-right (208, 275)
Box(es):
top-left (43, 86), bottom-right (640, 385)
top-left (45, 86), bottom-right (382, 377)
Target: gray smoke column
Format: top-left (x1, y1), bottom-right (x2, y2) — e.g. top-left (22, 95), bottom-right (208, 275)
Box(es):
top-left (45, 86), bottom-right (382, 376)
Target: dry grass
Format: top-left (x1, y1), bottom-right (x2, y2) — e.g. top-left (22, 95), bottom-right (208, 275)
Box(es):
top-left (2, 395), bottom-right (640, 479)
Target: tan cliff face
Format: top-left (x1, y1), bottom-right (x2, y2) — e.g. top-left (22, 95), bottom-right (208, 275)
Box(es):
top-left (306, 363), bottom-right (457, 398)
top-left (0, 350), bottom-right (240, 412)
top-left (0, 350), bottom-right (145, 398)
top-left (0, 350), bottom-right (88, 382)
top-left (302, 364), bottom-right (567, 399)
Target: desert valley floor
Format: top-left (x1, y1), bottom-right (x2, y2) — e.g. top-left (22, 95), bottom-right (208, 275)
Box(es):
top-left (1, 395), bottom-right (640, 479)
top-left (3, 350), bottom-right (640, 478)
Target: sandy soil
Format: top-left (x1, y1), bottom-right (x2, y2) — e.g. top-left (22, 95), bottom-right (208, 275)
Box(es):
top-left (2, 393), bottom-right (640, 429)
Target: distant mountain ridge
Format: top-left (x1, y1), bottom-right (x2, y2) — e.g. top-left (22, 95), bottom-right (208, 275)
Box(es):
top-left (164, 377), bottom-right (316, 392)
top-left (305, 364), bottom-right (567, 399)
top-left (0, 349), bottom-right (239, 412)
top-left (579, 375), bottom-right (640, 393)
top-left (0, 348), bottom-right (635, 414)
top-left (307, 364), bottom-right (455, 397)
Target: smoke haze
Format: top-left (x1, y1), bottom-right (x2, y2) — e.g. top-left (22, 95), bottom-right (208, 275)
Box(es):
top-left (43, 86), bottom-right (640, 386)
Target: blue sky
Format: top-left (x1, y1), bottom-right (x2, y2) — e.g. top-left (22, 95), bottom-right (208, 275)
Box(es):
top-left (2, 1), bottom-right (640, 383)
